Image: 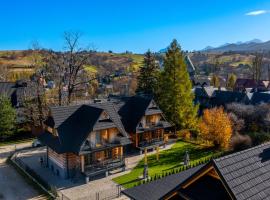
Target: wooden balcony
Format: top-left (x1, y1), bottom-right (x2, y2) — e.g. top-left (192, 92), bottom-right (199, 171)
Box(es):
top-left (138, 138), bottom-right (165, 149)
top-left (84, 157), bottom-right (125, 178)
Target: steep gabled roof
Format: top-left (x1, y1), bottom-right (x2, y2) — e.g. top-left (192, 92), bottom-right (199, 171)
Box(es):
top-left (0, 82), bottom-right (16, 97)
top-left (213, 142), bottom-right (270, 200)
top-left (41, 102), bottom-right (129, 154)
top-left (250, 92), bottom-right (270, 105)
top-left (115, 94), bottom-right (171, 133)
top-left (117, 95), bottom-right (153, 133)
top-left (212, 90), bottom-right (247, 106)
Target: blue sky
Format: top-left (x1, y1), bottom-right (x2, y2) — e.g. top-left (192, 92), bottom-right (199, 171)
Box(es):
top-left (1, 0), bottom-right (270, 53)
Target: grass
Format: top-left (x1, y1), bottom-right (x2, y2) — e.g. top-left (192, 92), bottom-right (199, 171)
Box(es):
top-left (0, 138), bottom-right (34, 147)
top-left (113, 140), bottom-right (221, 188)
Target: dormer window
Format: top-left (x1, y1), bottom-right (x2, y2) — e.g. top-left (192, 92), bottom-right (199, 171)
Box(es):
top-left (99, 112), bottom-right (111, 122)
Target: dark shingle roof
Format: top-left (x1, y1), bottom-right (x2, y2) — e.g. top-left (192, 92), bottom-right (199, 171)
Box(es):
top-left (213, 142), bottom-right (270, 200)
top-left (56, 105), bottom-right (103, 153)
top-left (123, 142), bottom-right (270, 200)
top-left (117, 95), bottom-right (153, 133)
top-left (122, 164), bottom-right (205, 200)
top-left (41, 102), bottom-right (129, 154)
top-left (250, 92), bottom-right (270, 105)
top-left (0, 82), bottom-right (16, 96)
top-left (212, 90), bottom-right (247, 106)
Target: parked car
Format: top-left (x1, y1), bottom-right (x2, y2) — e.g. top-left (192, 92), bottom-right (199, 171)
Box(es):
top-left (32, 139), bottom-right (43, 147)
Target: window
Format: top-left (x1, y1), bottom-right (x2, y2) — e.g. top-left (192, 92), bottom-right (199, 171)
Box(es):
top-left (96, 131), bottom-right (101, 146)
top-left (99, 112), bottom-right (110, 121)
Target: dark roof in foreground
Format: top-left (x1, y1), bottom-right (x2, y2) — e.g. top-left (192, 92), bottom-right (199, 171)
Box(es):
top-left (122, 164), bottom-right (206, 200)
top-left (123, 142), bottom-right (270, 200)
top-left (213, 142), bottom-right (270, 200)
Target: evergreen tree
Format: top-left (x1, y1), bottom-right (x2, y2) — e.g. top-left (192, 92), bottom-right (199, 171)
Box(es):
top-left (158, 39), bottom-right (198, 130)
top-left (136, 50), bottom-right (159, 95)
top-left (0, 95), bottom-right (16, 140)
top-left (227, 73), bottom-right (237, 90)
top-left (211, 74), bottom-right (220, 88)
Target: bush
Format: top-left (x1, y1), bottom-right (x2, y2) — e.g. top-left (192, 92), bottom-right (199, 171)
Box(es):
top-left (230, 133), bottom-right (252, 151)
top-left (178, 129), bottom-right (191, 140)
top-left (199, 107), bottom-right (232, 150)
top-left (247, 132), bottom-right (270, 146)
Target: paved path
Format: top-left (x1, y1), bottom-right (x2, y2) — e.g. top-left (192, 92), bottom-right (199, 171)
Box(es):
top-left (0, 142), bottom-right (47, 200)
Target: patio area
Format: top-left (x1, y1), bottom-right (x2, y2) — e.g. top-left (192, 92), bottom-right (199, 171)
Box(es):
top-left (13, 143), bottom-right (174, 199)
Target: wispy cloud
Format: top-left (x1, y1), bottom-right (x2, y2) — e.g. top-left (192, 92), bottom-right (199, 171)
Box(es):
top-left (245, 10), bottom-right (268, 16)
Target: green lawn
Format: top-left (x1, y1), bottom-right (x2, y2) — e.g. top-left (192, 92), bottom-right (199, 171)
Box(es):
top-left (113, 140), bottom-right (221, 188)
top-left (0, 138), bottom-right (34, 147)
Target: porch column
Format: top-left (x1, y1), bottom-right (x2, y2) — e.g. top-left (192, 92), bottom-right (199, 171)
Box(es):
top-left (135, 133), bottom-right (138, 147)
top-left (120, 147), bottom-right (123, 158)
top-left (80, 155), bottom-right (85, 173)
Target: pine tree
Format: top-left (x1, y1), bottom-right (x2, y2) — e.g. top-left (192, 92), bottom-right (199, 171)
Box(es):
top-left (136, 50), bottom-right (159, 95)
top-left (158, 39), bottom-right (198, 130)
top-left (0, 95), bottom-right (16, 140)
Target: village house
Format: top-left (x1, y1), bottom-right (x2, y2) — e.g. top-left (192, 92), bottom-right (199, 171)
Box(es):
top-left (194, 86), bottom-right (270, 111)
top-left (0, 80), bottom-right (28, 107)
top-left (234, 78), bottom-right (270, 92)
top-left (39, 102), bottom-right (131, 180)
top-left (110, 94), bottom-right (173, 154)
top-left (38, 94), bottom-right (172, 180)
top-left (123, 142), bottom-right (270, 200)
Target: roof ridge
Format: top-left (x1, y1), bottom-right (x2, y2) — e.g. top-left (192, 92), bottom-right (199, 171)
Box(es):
top-left (214, 142), bottom-right (270, 162)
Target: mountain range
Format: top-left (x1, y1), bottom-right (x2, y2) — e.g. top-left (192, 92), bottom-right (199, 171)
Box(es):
top-left (202, 39), bottom-right (270, 53)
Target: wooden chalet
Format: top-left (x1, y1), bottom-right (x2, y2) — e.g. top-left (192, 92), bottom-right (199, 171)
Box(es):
top-left (111, 94), bottom-right (172, 153)
top-left (123, 142), bottom-right (270, 200)
top-left (39, 102), bottom-right (131, 180)
top-left (0, 80), bottom-right (28, 107)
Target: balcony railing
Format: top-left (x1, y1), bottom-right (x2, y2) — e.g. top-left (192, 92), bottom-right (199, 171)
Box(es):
top-left (138, 138), bottom-right (164, 148)
top-left (138, 121), bottom-right (164, 131)
top-left (84, 157), bottom-right (125, 177)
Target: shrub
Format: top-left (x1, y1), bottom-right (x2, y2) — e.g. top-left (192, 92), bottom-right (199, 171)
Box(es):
top-left (178, 129), bottom-right (191, 140)
top-left (199, 107), bottom-right (232, 150)
top-left (247, 132), bottom-right (270, 146)
top-left (230, 133), bottom-right (252, 151)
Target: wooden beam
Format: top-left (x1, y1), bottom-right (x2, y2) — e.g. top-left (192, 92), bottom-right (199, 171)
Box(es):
top-left (81, 155), bottom-right (85, 173)
top-left (208, 168), bottom-right (220, 180)
top-left (182, 165), bottom-right (214, 189)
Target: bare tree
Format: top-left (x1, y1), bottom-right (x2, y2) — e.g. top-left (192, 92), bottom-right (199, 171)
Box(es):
top-left (23, 42), bottom-right (48, 130)
top-left (62, 31), bottom-right (92, 104)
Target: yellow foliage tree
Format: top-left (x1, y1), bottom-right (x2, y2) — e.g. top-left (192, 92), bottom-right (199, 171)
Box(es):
top-left (199, 107), bottom-right (232, 150)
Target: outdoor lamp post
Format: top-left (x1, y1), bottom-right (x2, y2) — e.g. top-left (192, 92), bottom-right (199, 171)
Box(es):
top-left (184, 150), bottom-right (190, 166)
top-left (143, 148), bottom-right (148, 179)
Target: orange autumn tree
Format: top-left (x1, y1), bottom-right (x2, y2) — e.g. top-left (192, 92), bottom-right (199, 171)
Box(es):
top-left (199, 107), bottom-right (232, 150)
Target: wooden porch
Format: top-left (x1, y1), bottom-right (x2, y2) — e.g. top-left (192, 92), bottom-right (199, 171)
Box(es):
top-left (80, 146), bottom-right (125, 180)
top-left (133, 129), bottom-right (165, 149)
